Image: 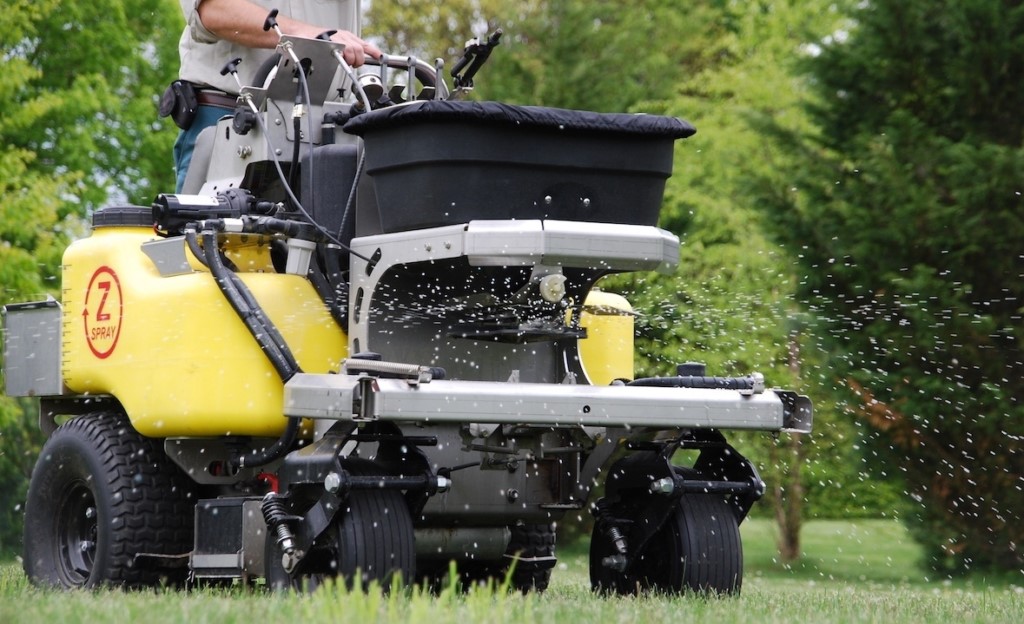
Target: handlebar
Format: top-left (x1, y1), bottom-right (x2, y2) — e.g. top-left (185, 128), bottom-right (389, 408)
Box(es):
top-left (367, 53), bottom-right (450, 100)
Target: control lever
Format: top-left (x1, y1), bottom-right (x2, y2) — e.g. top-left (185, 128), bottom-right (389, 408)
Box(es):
top-left (262, 8), bottom-right (280, 32)
top-left (221, 57), bottom-right (261, 134)
top-left (261, 9), bottom-right (308, 91)
top-left (451, 29), bottom-right (503, 90)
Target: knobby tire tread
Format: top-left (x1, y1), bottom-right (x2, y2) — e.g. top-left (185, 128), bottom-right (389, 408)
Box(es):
top-left (507, 523), bottom-right (556, 592)
top-left (24, 411), bottom-right (193, 588)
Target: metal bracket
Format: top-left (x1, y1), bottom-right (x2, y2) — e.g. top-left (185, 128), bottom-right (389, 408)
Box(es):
top-left (777, 390), bottom-right (814, 433)
top-left (141, 237), bottom-right (194, 277)
top-left (354, 375), bottom-right (379, 421)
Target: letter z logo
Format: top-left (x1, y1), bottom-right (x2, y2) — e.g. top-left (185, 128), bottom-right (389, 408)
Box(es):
top-left (83, 267), bottom-right (123, 359)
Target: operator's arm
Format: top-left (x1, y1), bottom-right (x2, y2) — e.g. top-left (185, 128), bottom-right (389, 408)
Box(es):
top-left (196, 0), bottom-right (380, 66)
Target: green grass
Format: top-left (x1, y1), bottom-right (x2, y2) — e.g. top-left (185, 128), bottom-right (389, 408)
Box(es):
top-left (2, 520), bottom-right (1021, 624)
top-left (742, 518), bottom-right (926, 584)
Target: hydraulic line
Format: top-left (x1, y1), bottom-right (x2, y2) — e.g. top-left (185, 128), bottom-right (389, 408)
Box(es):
top-left (336, 147), bottom-right (366, 242)
top-left (627, 375), bottom-right (758, 390)
top-left (200, 231), bottom-right (303, 470)
top-left (201, 232), bottom-right (299, 381)
top-left (239, 417), bottom-right (301, 470)
top-left (184, 230), bottom-right (208, 268)
top-left (288, 115), bottom-right (302, 190)
top-left (306, 252), bottom-right (348, 329)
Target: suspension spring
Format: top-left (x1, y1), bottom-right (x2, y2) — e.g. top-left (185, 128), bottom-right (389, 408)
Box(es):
top-left (261, 493), bottom-right (297, 554)
top-left (601, 525), bottom-right (630, 572)
top-left (606, 526), bottom-right (628, 555)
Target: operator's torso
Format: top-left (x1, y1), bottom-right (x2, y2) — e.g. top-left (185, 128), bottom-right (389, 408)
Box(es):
top-left (178, 0), bottom-right (360, 93)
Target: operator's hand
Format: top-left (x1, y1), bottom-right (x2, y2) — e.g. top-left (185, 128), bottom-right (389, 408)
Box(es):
top-left (331, 30), bottom-right (382, 67)
top-left (197, 0), bottom-right (381, 67)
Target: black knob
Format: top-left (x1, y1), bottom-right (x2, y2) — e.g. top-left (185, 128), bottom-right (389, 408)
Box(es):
top-left (676, 362), bottom-right (707, 377)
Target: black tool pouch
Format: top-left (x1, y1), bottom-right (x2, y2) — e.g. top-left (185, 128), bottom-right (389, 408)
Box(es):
top-left (159, 80), bottom-right (199, 130)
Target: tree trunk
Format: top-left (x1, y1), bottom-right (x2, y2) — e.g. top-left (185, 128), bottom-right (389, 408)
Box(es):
top-left (769, 330), bottom-right (806, 563)
top-left (770, 433), bottom-right (805, 562)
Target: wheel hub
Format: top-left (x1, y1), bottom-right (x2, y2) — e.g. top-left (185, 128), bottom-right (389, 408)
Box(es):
top-left (56, 482), bottom-right (98, 586)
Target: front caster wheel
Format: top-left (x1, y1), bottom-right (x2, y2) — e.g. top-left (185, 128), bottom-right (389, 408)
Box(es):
top-left (266, 460), bottom-right (415, 591)
top-left (590, 493), bottom-right (742, 595)
top-left (424, 522), bottom-right (556, 594)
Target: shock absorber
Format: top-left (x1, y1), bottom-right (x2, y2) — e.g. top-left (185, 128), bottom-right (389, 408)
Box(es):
top-left (261, 493), bottom-right (301, 571)
top-left (606, 526), bottom-right (628, 554)
top-left (602, 525), bottom-right (630, 572)
top-left (593, 499), bottom-right (630, 572)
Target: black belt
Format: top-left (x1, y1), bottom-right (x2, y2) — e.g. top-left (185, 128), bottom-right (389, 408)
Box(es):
top-left (196, 90), bottom-right (239, 109)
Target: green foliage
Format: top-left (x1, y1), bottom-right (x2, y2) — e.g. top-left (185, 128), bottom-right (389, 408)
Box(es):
top-left (490, 0), bottom-right (729, 112)
top-left (368, 0), bottom-right (526, 60)
top-left (0, 0), bottom-right (182, 556)
top-left (367, 0), bottom-right (543, 105)
top-left (0, 400), bottom-right (42, 557)
top-left (3, 0), bottom-right (181, 209)
top-left (605, 1), bottom-right (902, 530)
top-left (376, 0), bottom-right (898, 532)
top-left (8, 0), bottom-right (993, 571)
top-left (762, 0), bottom-right (1024, 573)
top-left (369, 0), bottom-right (727, 111)
top-left (791, 396), bottom-right (908, 521)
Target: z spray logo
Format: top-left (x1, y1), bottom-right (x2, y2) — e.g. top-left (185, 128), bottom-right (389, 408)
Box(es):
top-left (82, 266), bottom-right (123, 359)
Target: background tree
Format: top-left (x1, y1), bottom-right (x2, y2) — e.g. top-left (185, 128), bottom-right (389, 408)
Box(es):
top-left (370, 0), bottom-right (894, 561)
top-left (0, 0), bottom-right (182, 555)
top-left (761, 0), bottom-right (1024, 573)
top-left (616, 0), bottom-right (897, 562)
top-left (369, 0), bottom-right (724, 111)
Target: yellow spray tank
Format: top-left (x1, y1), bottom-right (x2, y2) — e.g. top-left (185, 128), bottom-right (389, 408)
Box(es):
top-left (60, 207), bottom-right (347, 437)
top-left (576, 289), bottom-right (635, 385)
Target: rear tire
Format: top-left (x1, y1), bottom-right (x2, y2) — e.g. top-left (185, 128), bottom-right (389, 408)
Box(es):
top-left (505, 523), bottom-right (556, 592)
top-left (590, 493), bottom-right (742, 595)
top-left (23, 412), bottom-right (194, 588)
top-left (432, 522), bottom-right (556, 593)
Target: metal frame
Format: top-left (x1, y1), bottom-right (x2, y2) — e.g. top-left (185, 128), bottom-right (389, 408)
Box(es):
top-left (284, 372), bottom-right (790, 431)
top-left (347, 219), bottom-right (680, 353)
top-left (2, 298), bottom-right (63, 397)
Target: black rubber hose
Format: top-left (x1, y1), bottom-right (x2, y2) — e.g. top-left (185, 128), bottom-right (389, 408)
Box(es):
top-left (288, 115), bottom-right (301, 191)
top-left (227, 269), bottom-right (300, 373)
top-left (185, 230), bottom-right (208, 267)
top-left (202, 233), bottom-right (299, 381)
top-left (336, 148), bottom-right (365, 243)
top-left (201, 231), bottom-right (299, 375)
top-left (627, 375), bottom-right (757, 390)
top-left (224, 265), bottom-right (289, 351)
top-left (238, 417), bottom-right (301, 470)
top-left (201, 232), bottom-right (304, 470)
top-left (306, 253), bottom-right (348, 330)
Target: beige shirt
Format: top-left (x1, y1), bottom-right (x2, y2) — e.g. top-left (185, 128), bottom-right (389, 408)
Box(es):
top-left (178, 0), bottom-right (359, 93)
